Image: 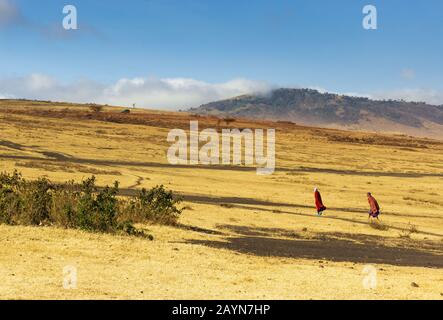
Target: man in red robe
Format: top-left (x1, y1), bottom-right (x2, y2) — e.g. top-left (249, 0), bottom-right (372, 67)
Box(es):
top-left (314, 187), bottom-right (327, 216)
top-left (367, 192), bottom-right (380, 220)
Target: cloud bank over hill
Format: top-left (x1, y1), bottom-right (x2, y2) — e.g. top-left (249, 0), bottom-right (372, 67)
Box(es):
top-left (372, 88), bottom-right (443, 106)
top-left (0, 74), bottom-right (273, 109)
top-left (0, 73), bottom-right (442, 109)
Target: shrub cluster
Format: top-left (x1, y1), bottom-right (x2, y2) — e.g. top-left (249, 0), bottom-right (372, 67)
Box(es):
top-left (120, 186), bottom-right (184, 225)
top-left (0, 171), bottom-right (184, 239)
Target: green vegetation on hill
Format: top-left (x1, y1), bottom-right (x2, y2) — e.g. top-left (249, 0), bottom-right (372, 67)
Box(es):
top-left (191, 88), bottom-right (443, 129)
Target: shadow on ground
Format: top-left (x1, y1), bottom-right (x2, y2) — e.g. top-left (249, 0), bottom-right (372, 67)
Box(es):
top-left (171, 194), bottom-right (443, 237)
top-left (1, 141), bottom-right (442, 178)
top-left (185, 225), bottom-right (443, 268)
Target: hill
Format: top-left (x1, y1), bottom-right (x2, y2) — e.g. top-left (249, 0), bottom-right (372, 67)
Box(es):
top-left (190, 88), bottom-right (443, 139)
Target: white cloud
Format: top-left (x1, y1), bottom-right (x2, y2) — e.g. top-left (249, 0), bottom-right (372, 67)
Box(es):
top-left (0, 74), bottom-right (272, 109)
top-left (372, 88), bottom-right (443, 105)
top-left (101, 77), bottom-right (272, 108)
top-left (401, 68), bottom-right (416, 80)
top-left (309, 86), bottom-right (443, 105)
top-left (1, 73), bottom-right (442, 109)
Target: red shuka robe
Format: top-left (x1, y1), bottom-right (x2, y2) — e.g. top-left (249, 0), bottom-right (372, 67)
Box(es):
top-left (314, 190), bottom-right (326, 211)
top-left (368, 196), bottom-right (380, 214)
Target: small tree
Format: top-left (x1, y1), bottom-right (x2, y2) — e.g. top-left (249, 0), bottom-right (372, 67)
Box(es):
top-left (223, 118), bottom-right (236, 126)
top-left (89, 105), bottom-right (103, 113)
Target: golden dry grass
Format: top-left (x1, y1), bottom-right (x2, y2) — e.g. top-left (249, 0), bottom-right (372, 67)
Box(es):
top-left (0, 101), bottom-right (442, 300)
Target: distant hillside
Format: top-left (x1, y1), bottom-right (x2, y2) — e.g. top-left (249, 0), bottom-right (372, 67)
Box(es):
top-left (190, 88), bottom-right (443, 139)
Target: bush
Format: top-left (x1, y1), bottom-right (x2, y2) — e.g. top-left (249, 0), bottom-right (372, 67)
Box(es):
top-left (89, 105), bottom-right (103, 113)
top-left (0, 171), bottom-right (23, 225)
top-left (50, 180), bottom-right (79, 228)
top-left (0, 171), bottom-right (184, 238)
top-left (76, 177), bottom-right (120, 232)
top-left (122, 185), bottom-right (183, 225)
top-left (0, 171), bottom-right (52, 226)
top-left (20, 178), bottom-right (52, 225)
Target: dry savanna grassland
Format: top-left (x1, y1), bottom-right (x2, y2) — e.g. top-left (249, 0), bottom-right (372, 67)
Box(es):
top-left (0, 100), bottom-right (442, 300)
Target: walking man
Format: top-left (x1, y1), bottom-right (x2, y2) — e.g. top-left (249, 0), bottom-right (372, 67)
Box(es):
top-left (367, 192), bottom-right (381, 222)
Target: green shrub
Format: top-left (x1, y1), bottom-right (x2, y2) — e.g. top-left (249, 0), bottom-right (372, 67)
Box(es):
top-left (0, 171), bottom-right (22, 225)
top-left (123, 185), bottom-right (184, 225)
top-left (0, 171), bottom-right (185, 239)
top-left (50, 181), bottom-right (79, 228)
top-left (0, 172), bottom-right (53, 226)
top-left (76, 177), bottom-right (120, 232)
top-left (20, 178), bottom-right (52, 225)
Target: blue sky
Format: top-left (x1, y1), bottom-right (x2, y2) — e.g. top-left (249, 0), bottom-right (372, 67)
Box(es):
top-left (0, 0), bottom-right (442, 108)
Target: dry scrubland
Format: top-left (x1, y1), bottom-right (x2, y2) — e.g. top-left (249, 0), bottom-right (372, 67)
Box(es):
top-left (0, 100), bottom-right (442, 300)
